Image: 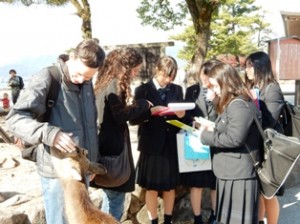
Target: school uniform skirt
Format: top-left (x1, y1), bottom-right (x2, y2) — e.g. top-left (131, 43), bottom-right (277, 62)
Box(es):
top-left (136, 144), bottom-right (180, 191)
top-left (181, 170), bottom-right (216, 189)
top-left (216, 178), bottom-right (260, 224)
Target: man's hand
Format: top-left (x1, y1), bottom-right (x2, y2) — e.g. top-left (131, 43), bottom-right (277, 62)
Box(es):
top-left (53, 131), bottom-right (77, 153)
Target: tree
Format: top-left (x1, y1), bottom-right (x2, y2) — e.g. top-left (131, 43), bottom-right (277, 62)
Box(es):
top-left (206, 0), bottom-right (271, 58)
top-left (137, 0), bottom-right (271, 74)
top-left (137, 0), bottom-right (223, 69)
top-left (0, 0), bottom-right (93, 40)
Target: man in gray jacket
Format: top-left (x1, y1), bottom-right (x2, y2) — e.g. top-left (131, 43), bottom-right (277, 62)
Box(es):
top-left (6, 40), bottom-right (105, 224)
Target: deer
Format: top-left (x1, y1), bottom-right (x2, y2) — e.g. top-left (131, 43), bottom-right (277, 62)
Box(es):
top-left (50, 146), bottom-right (118, 224)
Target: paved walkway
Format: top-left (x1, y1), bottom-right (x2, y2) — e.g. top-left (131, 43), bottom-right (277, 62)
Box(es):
top-left (278, 185), bottom-right (300, 224)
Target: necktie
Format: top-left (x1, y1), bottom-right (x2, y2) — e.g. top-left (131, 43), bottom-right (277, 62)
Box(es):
top-left (158, 88), bottom-right (168, 102)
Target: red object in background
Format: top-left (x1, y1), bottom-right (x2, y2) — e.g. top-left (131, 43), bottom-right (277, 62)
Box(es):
top-left (1, 98), bottom-right (10, 109)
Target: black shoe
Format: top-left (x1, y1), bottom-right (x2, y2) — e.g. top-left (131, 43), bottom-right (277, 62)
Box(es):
top-left (258, 221), bottom-right (265, 224)
top-left (151, 218), bottom-right (158, 224)
top-left (194, 214), bottom-right (204, 224)
top-left (163, 214), bottom-right (172, 224)
top-left (208, 211), bottom-right (216, 224)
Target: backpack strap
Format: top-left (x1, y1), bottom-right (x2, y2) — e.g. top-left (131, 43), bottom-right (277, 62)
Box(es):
top-left (18, 76), bottom-right (24, 89)
top-left (43, 66), bottom-right (61, 121)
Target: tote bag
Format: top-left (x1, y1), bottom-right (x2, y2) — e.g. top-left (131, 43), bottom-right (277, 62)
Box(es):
top-left (177, 131), bottom-right (211, 173)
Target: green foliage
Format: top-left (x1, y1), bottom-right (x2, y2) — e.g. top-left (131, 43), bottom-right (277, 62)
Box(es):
top-left (138, 0), bottom-right (272, 63)
top-left (206, 0), bottom-right (268, 58)
top-left (137, 0), bottom-right (188, 30)
top-left (170, 25), bottom-right (196, 61)
top-left (0, 0), bottom-right (69, 6)
top-left (43, 0), bottom-right (69, 6)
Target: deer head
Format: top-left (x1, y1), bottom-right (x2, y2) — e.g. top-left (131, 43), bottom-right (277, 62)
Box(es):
top-left (50, 146), bottom-right (107, 181)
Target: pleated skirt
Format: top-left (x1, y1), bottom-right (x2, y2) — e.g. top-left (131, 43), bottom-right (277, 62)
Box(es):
top-left (181, 170), bottom-right (217, 189)
top-left (216, 178), bottom-right (260, 224)
top-left (136, 148), bottom-right (180, 191)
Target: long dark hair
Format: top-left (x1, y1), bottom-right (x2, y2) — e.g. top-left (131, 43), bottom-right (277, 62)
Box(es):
top-left (245, 51), bottom-right (277, 90)
top-left (203, 59), bottom-right (251, 113)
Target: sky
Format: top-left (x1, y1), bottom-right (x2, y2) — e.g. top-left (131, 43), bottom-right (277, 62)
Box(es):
top-left (0, 0), bottom-right (299, 71)
top-left (0, 0), bottom-right (184, 67)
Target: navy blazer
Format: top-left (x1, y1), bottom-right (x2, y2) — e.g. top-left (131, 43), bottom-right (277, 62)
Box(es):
top-left (185, 84), bottom-right (207, 117)
top-left (131, 80), bottom-right (184, 155)
top-left (185, 84), bottom-right (218, 124)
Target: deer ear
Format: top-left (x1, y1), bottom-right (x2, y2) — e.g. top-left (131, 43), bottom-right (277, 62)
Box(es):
top-left (88, 162), bottom-right (107, 175)
top-left (69, 167), bottom-right (82, 181)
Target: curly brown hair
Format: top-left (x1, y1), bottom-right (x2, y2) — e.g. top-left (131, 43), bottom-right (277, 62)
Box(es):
top-left (94, 47), bottom-right (143, 103)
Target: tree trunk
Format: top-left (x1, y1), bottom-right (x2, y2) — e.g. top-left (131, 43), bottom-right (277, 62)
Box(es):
top-left (70, 0), bottom-right (93, 40)
top-left (185, 0), bottom-right (219, 83)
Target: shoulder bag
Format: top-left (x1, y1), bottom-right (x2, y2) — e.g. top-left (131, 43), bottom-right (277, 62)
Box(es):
top-left (93, 140), bottom-right (131, 188)
top-left (245, 103), bottom-right (300, 199)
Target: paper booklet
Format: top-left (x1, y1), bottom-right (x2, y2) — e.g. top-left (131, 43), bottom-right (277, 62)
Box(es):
top-left (152, 102), bottom-right (195, 116)
top-left (194, 116), bottom-right (216, 128)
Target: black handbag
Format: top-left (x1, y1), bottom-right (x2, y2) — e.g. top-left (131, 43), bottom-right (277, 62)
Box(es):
top-left (94, 141), bottom-right (131, 188)
top-left (246, 107), bottom-right (300, 199)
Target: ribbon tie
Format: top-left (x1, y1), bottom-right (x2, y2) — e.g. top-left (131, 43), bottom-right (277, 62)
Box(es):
top-left (158, 88), bottom-right (169, 101)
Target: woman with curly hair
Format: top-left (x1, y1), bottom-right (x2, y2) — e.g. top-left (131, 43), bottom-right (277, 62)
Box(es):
top-left (93, 47), bottom-right (155, 221)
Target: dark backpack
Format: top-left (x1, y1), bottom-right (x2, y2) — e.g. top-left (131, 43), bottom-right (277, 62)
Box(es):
top-left (18, 76), bottom-right (24, 90)
top-left (264, 83), bottom-right (300, 138)
top-left (14, 66), bottom-right (61, 162)
top-left (279, 101), bottom-right (300, 139)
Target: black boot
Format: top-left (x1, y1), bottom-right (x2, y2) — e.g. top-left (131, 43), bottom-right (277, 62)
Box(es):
top-left (151, 218), bottom-right (158, 224)
top-left (163, 214), bottom-right (172, 224)
top-left (208, 210), bottom-right (216, 224)
top-left (194, 214), bottom-right (204, 224)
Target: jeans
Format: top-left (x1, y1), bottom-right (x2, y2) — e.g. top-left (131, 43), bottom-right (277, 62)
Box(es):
top-left (41, 176), bottom-right (67, 224)
top-left (101, 189), bottom-right (126, 221)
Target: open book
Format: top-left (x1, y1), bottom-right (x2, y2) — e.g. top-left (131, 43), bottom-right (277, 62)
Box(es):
top-left (194, 117), bottom-right (215, 128)
top-left (152, 102), bottom-right (195, 116)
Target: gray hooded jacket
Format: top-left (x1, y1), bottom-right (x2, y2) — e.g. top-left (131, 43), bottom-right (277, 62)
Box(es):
top-left (6, 62), bottom-right (99, 177)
